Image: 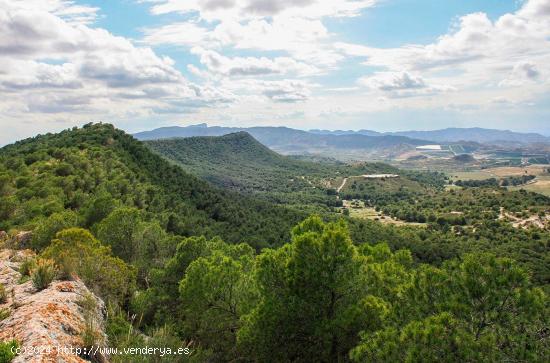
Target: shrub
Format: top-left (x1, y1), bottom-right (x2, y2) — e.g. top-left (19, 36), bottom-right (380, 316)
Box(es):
top-left (0, 283), bottom-right (6, 304)
top-left (56, 253), bottom-right (76, 281)
top-left (80, 319), bottom-right (103, 357)
top-left (31, 259), bottom-right (57, 291)
top-left (77, 292), bottom-right (104, 360)
top-left (0, 308), bottom-right (9, 321)
top-left (31, 210), bottom-right (79, 251)
top-left (43, 228), bottom-right (136, 304)
top-left (18, 257), bottom-right (37, 277)
top-left (0, 340), bottom-right (18, 363)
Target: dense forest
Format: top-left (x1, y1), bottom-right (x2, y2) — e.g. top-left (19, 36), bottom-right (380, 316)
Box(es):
top-left (146, 132), bottom-right (398, 212)
top-left (0, 123), bottom-right (304, 250)
top-left (1, 124), bottom-right (548, 362)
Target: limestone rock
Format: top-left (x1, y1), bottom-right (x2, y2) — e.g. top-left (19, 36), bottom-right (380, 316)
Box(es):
top-left (0, 249), bottom-right (108, 362)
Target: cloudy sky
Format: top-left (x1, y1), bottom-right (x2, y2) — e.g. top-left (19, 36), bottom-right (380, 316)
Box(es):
top-left (1, 0), bottom-right (550, 145)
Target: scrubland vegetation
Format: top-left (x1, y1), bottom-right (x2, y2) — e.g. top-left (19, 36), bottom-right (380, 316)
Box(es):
top-left (0, 124), bottom-right (548, 361)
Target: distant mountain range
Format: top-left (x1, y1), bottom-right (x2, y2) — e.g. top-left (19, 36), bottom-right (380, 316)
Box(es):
top-left (134, 124), bottom-right (549, 160)
top-left (309, 127), bottom-right (550, 144)
top-left (134, 124), bottom-right (431, 159)
top-left (136, 124), bottom-right (549, 145)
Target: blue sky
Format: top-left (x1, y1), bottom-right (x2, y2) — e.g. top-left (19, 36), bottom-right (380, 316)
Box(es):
top-left (1, 0), bottom-right (549, 145)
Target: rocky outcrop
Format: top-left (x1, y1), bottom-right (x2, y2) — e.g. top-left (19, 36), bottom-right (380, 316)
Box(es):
top-left (0, 249), bottom-right (107, 362)
top-left (0, 231), bottom-right (32, 249)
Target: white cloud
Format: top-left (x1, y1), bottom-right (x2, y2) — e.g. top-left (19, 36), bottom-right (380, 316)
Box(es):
top-left (143, 16), bottom-right (341, 67)
top-left (190, 47), bottom-right (318, 77)
top-left (499, 61), bottom-right (541, 87)
top-left (358, 71), bottom-right (455, 98)
top-left (220, 78), bottom-right (315, 103)
top-left (0, 0), bottom-right (244, 144)
top-left (0, 60), bottom-right (82, 90)
top-left (7, 0), bottom-right (99, 24)
top-left (337, 2), bottom-right (550, 76)
top-left (142, 21), bottom-right (211, 47)
top-left (143, 0), bottom-right (377, 20)
top-left (2, 0), bottom-right (550, 144)
top-left (359, 72), bottom-right (427, 91)
top-left (335, 0), bottom-right (550, 107)
top-left (260, 80), bottom-right (312, 102)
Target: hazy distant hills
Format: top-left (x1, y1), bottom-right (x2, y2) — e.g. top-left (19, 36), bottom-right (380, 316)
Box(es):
top-left (310, 127), bottom-right (550, 144)
top-left (134, 124), bottom-right (430, 159)
top-left (136, 124), bottom-right (549, 147)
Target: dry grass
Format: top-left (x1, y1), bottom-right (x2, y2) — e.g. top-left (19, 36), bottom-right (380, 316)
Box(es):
top-left (483, 165), bottom-right (548, 177)
top-left (448, 165), bottom-right (549, 181)
top-left (448, 171), bottom-right (496, 181)
top-left (509, 175), bottom-right (550, 197)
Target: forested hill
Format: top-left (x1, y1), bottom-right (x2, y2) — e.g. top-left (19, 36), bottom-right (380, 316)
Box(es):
top-left (145, 132), bottom-right (400, 209)
top-left (147, 131), bottom-right (310, 173)
top-left (0, 123), bottom-right (303, 249)
top-left (146, 131), bottom-right (328, 186)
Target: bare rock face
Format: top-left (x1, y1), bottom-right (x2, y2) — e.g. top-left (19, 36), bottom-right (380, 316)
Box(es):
top-left (0, 249), bottom-right (107, 363)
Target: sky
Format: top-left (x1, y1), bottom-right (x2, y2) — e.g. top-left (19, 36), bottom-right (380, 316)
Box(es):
top-left (1, 0), bottom-right (550, 145)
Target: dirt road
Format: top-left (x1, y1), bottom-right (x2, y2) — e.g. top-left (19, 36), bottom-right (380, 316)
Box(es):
top-left (337, 177), bottom-right (348, 193)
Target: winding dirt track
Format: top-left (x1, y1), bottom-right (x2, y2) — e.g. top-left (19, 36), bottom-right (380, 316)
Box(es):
top-left (336, 177), bottom-right (348, 193)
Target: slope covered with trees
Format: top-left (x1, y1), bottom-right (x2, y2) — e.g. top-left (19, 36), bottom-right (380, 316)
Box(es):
top-left (146, 132), bottom-right (399, 210)
top-left (0, 124), bottom-right (548, 362)
top-left (0, 123), bottom-right (303, 250)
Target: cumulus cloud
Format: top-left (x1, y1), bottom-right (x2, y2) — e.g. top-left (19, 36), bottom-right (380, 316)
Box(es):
top-left (337, 1), bottom-right (550, 75)
top-left (0, 0), bottom-right (235, 131)
top-left (144, 0), bottom-right (377, 20)
top-left (7, 0), bottom-right (99, 24)
top-left (0, 61), bottom-right (82, 90)
top-left (260, 80), bottom-right (311, 102)
top-left (359, 72), bottom-right (427, 91)
top-left (499, 61), bottom-right (541, 87)
top-left (3, 0), bottom-right (550, 144)
top-left (190, 47), bottom-right (318, 77)
top-left (143, 16), bottom-right (340, 67)
top-left (142, 21), bottom-right (211, 48)
top-left (220, 79), bottom-right (314, 103)
top-left (78, 49), bottom-right (182, 87)
top-left (358, 72), bottom-right (454, 97)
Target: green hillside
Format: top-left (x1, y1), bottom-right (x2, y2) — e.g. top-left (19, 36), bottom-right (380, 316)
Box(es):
top-left (0, 124), bottom-right (302, 250)
top-left (146, 132), bottom-right (400, 210)
top-left (0, 124), bottom-right (548, 362)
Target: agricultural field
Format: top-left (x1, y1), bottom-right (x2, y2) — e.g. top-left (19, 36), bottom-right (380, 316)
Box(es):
top-left (448, 170), bottom-right (497, 181)
top-left (483, 165), bottom-right (549, 177)
top-left (509, 175), bottom-right (550, 197)
top-left (447, 165), bottom-right (549, 182)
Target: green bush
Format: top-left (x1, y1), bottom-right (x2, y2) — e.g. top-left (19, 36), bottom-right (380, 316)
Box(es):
top-left (0, 308), bottom-right (10, 321)
top-left (43, 228), bottom-right (136, 305)
top-left (18, 257), bottom-right (37, 277)
top-left (56, 253), bottom-right (76, 281)
top-left (0, 340), bottom-right (18, 363)
top-left (31, 259), bottom-right (57, 291)
top-left (0, 283), bottom-right (6, 304)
